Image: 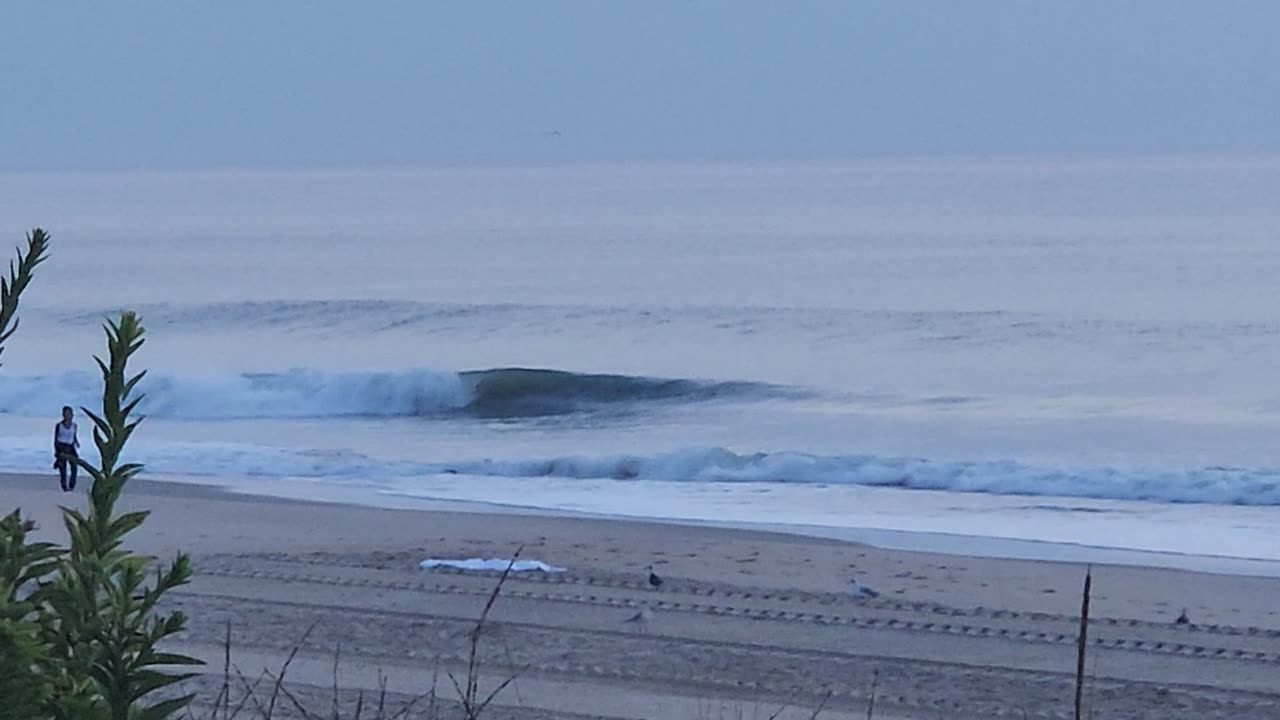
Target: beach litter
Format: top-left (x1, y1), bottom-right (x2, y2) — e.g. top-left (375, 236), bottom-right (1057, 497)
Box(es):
top-left (419, 558), bottom-right (566, 573)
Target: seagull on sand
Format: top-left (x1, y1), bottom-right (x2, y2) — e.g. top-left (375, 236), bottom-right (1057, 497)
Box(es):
top-left (647, 565), bottom-right (664, 590)
top-left (1175, 608), bottom-right (1190, 625)
top-left (623, 607), bottom-right (653, 633)
top-left (851, 578), bottom-right (880, 599)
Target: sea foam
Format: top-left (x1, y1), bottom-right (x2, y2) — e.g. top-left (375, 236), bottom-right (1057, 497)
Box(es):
top-left (1, 438), bottom-right (1277, 506)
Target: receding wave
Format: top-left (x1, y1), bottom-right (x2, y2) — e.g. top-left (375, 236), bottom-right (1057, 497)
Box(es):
top-left (431, 448), bottom-right (1280, 505)
top-left (0, 367), bottom-right (778, 420)
top-left (0, 437), bottom-right (1274, 505)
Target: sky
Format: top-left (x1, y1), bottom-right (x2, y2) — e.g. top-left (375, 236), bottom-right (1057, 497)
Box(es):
top-left (2, 1), bottom-right (1279, 171)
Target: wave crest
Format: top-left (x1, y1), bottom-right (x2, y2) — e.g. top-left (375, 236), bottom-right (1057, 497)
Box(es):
top-left (0, 367), bottom-right (773, 420)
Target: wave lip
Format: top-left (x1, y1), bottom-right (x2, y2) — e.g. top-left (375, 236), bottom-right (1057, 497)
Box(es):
top-left (0, 367), bottom-right (777, 420)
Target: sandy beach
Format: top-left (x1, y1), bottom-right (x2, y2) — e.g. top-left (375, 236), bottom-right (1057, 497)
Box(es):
top-left (4, 472), bottom-right (1280, 719)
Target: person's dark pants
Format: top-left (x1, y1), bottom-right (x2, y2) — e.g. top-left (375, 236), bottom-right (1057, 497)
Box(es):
top-left (55, 443), bottom-right (77, 491)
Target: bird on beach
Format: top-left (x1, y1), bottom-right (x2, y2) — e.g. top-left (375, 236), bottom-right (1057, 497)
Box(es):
top-left (1175, 608), bottom-right (1190, 625)
top-left (851, 578), bottom-right (880, 599)
top-left (623, 607), bottom-right (653, 633)
top-left (647, 565), bottom-right (664, 590)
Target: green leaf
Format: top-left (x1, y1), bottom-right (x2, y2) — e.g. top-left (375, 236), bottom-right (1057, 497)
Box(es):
top-left (109, 511), bottom-right (151, 538)
top-left (126, 669), bottom-right (191, 700)
top-left (138, 652), bottom-right (203, 668)
top-left (136, 693), bottom-right (196, 720)
top-left (0, 228), bottom-right (51, 367)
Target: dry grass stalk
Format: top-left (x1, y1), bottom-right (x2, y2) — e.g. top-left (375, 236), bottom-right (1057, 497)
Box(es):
top-left (446, 545), bottom-right (526, 719)
top-left (376, 670), bottom-right (388, 719)
top-left (268, 622), bottom-right (317, 718)
top-left (807, 690), bottom-right (832, 720)
top-left (262, 666), bottom-right (318, 719)
top-left (189, 544), bottom-right (566, 719)
top-left (426, 667), bottom-right (439, 719)
top-left (223, 622), bottom-right (233, 719)
top-left (865, 669), bottom-right (879, 720)
top-left (233, 665), bottom-right (274, 719)
top-left (1074, 567), bottom-right (1092, 720)
top-left (332, 644), bottom-right (341, 720)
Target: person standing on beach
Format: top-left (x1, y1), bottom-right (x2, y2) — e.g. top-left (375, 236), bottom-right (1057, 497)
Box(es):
top-left (53, 405), bottom-right (80, 492)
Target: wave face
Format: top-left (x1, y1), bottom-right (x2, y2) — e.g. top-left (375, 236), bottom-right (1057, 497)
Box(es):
top-left (0, 367), bottom-right (775, 420)
top-left (459, 368), bottom-right (767, 417)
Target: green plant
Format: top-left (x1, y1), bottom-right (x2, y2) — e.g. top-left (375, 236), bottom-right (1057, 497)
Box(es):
top-left (1, 309), bottom-right (202, 720)
top-left (0, 227), bottom-right (50, 368)
top-left (40, 312), bottom-right (202, 720)
top-left (0, 228), bottom-right (54, 720)
top-left (0, 512), bottom-right (60, 720)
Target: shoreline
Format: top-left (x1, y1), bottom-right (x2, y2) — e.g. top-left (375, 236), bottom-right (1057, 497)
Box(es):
top-left (10, 468), bottom-right (1280, 625)
top-left (7, 469), bottom-right (1280, 578)
top-left (105, 471), bottom-right (1280, 578)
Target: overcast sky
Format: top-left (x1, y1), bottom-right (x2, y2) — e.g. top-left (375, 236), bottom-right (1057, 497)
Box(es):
top-left (3, 1), bottom-right (1278, 171)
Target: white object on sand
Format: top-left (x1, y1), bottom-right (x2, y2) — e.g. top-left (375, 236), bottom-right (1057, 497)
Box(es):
top-left (419, 558), bottom-right (566, 573)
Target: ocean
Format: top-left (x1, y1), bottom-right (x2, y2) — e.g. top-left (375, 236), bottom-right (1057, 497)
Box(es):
top-left (4, 156), bottom-right (1280, 563)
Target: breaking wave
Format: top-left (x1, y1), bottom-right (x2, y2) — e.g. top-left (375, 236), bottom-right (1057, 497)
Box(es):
top-left (0, 367), bottom-right (777, 420)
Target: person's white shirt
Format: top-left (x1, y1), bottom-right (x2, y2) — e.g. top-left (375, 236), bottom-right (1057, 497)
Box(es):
top-left (55, 421), bottom-right (78, 445)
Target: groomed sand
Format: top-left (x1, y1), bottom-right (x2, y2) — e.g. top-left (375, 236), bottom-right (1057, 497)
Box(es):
top-left (4, 471), bottom-right (1280, 719)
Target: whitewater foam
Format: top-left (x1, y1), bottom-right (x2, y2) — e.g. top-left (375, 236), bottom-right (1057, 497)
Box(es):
top-left (2, 436), bottom-right (1278, 507)
top-left (434, 448), bottom-right (1280, 505)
